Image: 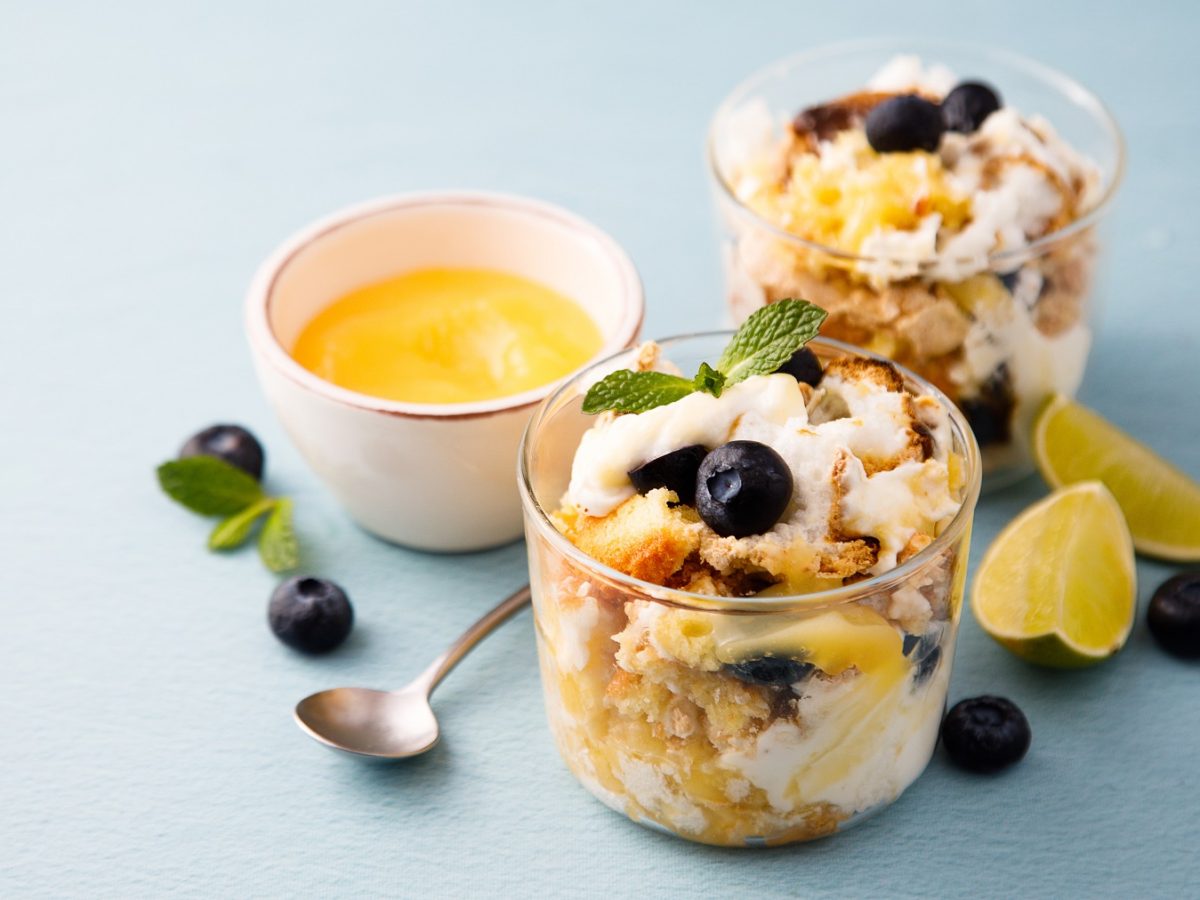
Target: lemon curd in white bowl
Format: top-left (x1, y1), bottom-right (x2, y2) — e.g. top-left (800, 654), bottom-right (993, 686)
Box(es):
top-left (290, 267), bottom-right (604, 406)
top-left (246, 191), bottom-right (643, 552)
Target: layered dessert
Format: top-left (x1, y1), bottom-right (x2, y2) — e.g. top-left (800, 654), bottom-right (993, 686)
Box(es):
top-left (711, 53), bottom-right (1116, 476)
top-left (522, 312), bottom-right (978, 846)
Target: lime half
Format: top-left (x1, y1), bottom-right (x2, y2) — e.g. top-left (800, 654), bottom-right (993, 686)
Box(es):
top-left (1033, 394), bottom-right (1200, 561)
top-left (972, 482), bottom-right (1136, 668)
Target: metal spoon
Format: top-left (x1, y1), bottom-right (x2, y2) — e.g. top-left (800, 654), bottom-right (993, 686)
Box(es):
top-left (294, 584), bottom-right (531, 759)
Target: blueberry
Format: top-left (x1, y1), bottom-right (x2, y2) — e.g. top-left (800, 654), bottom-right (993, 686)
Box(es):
top-left (941, 696), bottom-right (1031, 773)
top-left (727, 657), bottom-right (815, 686)
top-left (774, 347), bottom-right (823, 386)
top-left (268, 576), bottom-right (354, 654)
top-left (942, 81), bottom-right (1002, 134)
top-left (180, 424), bottom-right (265, 480)
top-left (998, 269), bottom-right (1021, 294)
top-left (628, 445), bottom-right (708, 506)
top-left (1147, 572), bottom-right (1200, 659)
top-left (904, 632), bottom-right (942, 684)
top-left (902, 633), bottom-right (923, 656)
top-left (958, 364), bottom-right (1014, 448)
top-left (695, 441), bottom-right (794, 538)
top-left (915, 645), bottom-right (942, 684)
top-left (865, 94), bottom-right (945, 153)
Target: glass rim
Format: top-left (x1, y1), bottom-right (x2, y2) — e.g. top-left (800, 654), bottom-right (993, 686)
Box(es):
top-left (705, 36), bottom-right (1126, 270)
top-left (517, 331), bottom-right (983, 614)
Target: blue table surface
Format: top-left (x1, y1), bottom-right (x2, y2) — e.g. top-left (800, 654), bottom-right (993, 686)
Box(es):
top-left (4, 1), bottom-right (1198, 897)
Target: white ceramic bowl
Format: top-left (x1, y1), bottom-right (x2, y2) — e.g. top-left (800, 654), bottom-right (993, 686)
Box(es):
top-left (246, 191), bottom-right (643, 552)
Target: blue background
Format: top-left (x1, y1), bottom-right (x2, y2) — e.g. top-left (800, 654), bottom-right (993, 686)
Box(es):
top-left (3, 1), bottom-right (1197, 897)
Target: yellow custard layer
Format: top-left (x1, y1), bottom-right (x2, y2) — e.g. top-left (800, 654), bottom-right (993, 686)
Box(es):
top-left (291, 267), bottom-right (602, 404)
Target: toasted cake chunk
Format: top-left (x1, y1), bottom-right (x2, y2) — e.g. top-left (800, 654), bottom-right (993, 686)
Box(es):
top-left (558, 489), bottom-right (702, 585)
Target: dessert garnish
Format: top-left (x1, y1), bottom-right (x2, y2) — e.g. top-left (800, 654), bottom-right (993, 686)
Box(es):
top-left (179, 423), bottom-right (265, 480)
top-left (157, 425), bottom-right (300, 572)
top-left (941, 696), bottom-right (1031, 773)
top-left (694, 440), bottom-right (793, 537)
top-left (269, 576), bottom-right (354, 654)
top-left (582, 299), bottom-right (827, 414)
top-left (971, 482), bottom-right (1135, 668)
top-left (774, 346), bottom-right (823, 386)
top-left (863, 79), bottom-right (1001, 154)
top-left (627, 445), bottom-right (708, 505)
top-left (940, 81), bottom-right (1002, 133)
top-left (1147, 573), bottom-right (1200, 659)
top-left (864, 94), bottom-right (944, 153)
top-left (1033, 395), bottom-right (1200, 562)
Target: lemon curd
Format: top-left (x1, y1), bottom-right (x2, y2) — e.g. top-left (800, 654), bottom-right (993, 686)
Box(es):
top-left (291, 268), bottom-right (603, 404)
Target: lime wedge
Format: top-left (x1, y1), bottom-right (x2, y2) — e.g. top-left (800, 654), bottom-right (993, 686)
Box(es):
top-left (1033, 394), bottom-right (1200, 562)
top-left (972, 482), bottom-right (1135, 668)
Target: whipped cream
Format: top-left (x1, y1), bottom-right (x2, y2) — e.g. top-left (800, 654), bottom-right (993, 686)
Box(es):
top-left (565, 362), bottom-right (961, 578)
top-left (567, 374), bottom-right (806, 517)
top-left (728, 55), bottom-right (1101, 284)
top-left (867, 54), bottom-right (957, 96)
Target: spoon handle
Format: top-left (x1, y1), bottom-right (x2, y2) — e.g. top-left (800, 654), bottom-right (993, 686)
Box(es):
top-left (412, 584), bottom-right (532, 696)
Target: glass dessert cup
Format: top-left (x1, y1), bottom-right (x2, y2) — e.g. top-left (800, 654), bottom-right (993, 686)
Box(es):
top-left (707, 39), bottom-right (1124, 486)
top-left (519, 334), bottom-right (982, 847)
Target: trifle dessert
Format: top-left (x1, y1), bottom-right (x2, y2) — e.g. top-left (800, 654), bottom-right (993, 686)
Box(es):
top-left (519, 302), bottom-right (981, 846)
top-left (708, 42), bottom-right (1123, 479)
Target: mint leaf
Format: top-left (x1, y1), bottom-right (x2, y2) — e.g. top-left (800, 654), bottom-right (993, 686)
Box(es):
top-left (258, 498), bottom-right (299, 573)
top-left (579, 300), bottom-right (829, 416)
top-left (208, 498), bottom-right (276, 551)
top-left (716, 299), bottom-right (828, 386)
top-left (693, 362), bottom-right (725, 398)
top-left (157, 457), bottom-right (264, 516)
top-left (582, 370), bottom-right (696, 414)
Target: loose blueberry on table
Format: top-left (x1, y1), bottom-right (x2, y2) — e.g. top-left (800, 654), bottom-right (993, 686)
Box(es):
top-left (941, 695), bottom-right (1031, 773)
top-left (1147, 572), bottom-right (1200, 659)
top-left (269, 576), bottom-right (355, 654)
top-left (179, 424), bottom-right (265, 480)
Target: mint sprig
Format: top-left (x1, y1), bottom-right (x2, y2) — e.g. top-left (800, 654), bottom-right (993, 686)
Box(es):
top-left (582, 299), bottom-right (827, 415)
top-left (158, 457), bottom-right (263, 516)
top-left (208, 497), bottom-right (276, 551)
top-left (716, 299), bottom-right (828, 385)
top-left (258, 499), bottom-right (299, 573)
top-left (157, 457), bottom-right (300, 572)
top-left (581, 370), bottom-right (697, 414)
top-left (692, 362), bottom-right (726, 398)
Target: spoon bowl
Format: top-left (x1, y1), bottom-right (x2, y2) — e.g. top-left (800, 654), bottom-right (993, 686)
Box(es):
top-left (294, 585), bottom-right (531, 759)
top-left (295, 687), bottom-right (440, 759)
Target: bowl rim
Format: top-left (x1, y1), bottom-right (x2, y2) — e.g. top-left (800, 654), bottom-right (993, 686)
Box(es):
top-left (245, 190), bottom-right (645, 421)
top-left (517, 331), bottom-right (983, 614)
top-left (705, 36), bottom-right (1126, 270)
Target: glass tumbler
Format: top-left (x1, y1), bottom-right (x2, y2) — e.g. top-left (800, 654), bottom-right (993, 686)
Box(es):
top-left (707, 38), bottom-right (1123, 485)
top-left (518, 334), bottom-right (981, 846)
